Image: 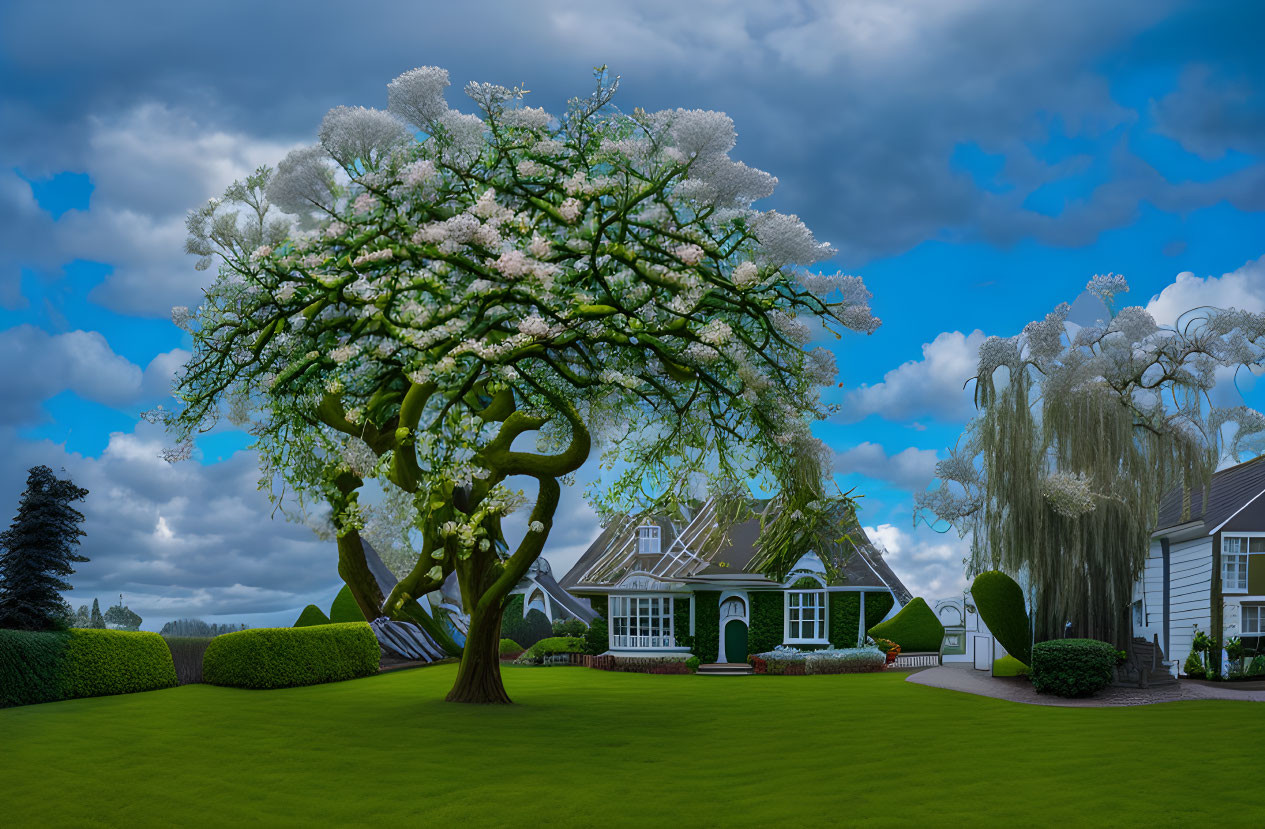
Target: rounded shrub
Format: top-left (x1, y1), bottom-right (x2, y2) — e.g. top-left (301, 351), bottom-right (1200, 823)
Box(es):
top-left (502, 606), bottom-right (552, 649)
top-left (971, 570), bottom-right (1032, 666)
top-left (552, 618), bottom-right (587, 638)
top-left (1030, 638), bottom-right (1116, 698)
top-left (866, 597), bottom-right (945, 653)
top-left (499, 638), bottom-right (523, 658)
top-left (523, 635), bottom-right (585, 659)
top-left (203, 623), bottom-right (380, 689)
top-left (328, 585), bottom-right (366, 623)
top-left (293, 604), bottom-right (331, 627)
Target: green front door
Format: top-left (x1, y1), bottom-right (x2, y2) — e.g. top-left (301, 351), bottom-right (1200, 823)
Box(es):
top-left (724, 620), bottom-right (749, 664)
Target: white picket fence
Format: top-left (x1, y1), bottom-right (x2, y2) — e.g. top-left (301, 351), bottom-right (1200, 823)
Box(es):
top-left (893, 652), bottom-right (942, 669)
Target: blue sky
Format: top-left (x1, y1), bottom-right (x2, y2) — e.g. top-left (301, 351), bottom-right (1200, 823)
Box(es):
top-left (2, 0), bottom-right (1264, 629)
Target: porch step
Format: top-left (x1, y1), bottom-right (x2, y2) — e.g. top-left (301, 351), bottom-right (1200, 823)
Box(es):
top-left (697, 662), bottom-right (754, 676)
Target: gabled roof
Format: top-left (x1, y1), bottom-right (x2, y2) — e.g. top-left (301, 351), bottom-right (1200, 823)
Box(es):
top-left (1154, 455), bottom-right (1265, 534)
top-left (558, 498), bottom-right (912, 601)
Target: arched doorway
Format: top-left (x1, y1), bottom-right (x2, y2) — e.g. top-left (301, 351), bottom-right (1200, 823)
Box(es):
top-left (720, 596), bottom-right (748, 664)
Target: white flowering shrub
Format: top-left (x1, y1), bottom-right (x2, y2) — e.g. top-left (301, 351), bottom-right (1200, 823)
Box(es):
top-left (167, 67), bottom-right (877, 701)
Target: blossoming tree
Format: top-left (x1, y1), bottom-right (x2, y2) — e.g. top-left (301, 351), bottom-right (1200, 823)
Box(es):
top-left (917, 275), bottom-right (1265, 649)
top-left (167, 66), bottom-right (878, 703)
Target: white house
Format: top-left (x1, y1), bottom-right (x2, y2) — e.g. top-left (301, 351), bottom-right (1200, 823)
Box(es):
top-left (1134, 455), bottom-right (1265, 676)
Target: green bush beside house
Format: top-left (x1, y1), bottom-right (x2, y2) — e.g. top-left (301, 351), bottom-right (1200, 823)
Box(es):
top-left (1030, 639), bottom-right (1116, 698)
top-left (971, 571), bottom-right (1032, 665)
top-left (328, 585), bottom-right (367, 623)
top-left (293, 604), bottom-right (331, 627)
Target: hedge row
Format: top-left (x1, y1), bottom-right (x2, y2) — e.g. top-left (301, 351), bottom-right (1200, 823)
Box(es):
top-left (829, 593), bottom-right (861, 649)
top-left (202, 623), bottom-right (379, 689)
top-left (691, 591), bottom-right (720, 663)
top-left (1, 628), bottom-right (177, 708)
top-left (750, 647), bottom-right (886, 676)
top-left (748, 591), bottom-right (784, 654)
top-left (522, 636), bottom-right (585, 660)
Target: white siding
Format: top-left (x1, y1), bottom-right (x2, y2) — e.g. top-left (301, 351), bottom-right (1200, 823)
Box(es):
top-left (1168, 536), bottom-right (1213, 675)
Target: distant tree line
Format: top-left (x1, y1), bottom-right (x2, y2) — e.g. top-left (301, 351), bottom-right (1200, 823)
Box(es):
top-left (159, 618), bottom-right (249, 637)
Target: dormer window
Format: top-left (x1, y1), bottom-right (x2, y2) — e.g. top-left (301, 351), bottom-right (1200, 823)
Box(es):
top-left (637, 525), bottom-right (661, 557)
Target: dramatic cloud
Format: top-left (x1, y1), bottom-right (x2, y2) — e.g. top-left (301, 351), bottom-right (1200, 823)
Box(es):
top-left (0, 422), bottom-right (340, 629)
top-left (1152, 65), bottom-right (1265, 159)
top-left (1145, 255), bottom-right (1265, 325)
top-left (834, 442), bottom-right (940, 491)
top-left (865, 522), bottom-right (971, 600)
top-left (841, 330), bottom-right (985, 423)
top-left (0, 324), bottom-right (185, 425)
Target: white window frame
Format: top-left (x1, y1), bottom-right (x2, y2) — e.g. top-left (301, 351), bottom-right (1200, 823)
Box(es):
top-left (784, 582), bottom-right (828, 644)
top-left (637, 524), bottom-right (661, 557)
top-left (1221, 534), bottom-right (1259, 594)
top-left (1243, 604), bottom-right (1264, 636)
top-left (608, 594), bottom-right (675, 649)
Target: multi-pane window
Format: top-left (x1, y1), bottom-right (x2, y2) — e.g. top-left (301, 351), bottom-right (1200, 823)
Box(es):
top-left (609, 595), bottom-right (674, 649)
top-left (1221, 536), bottom-right (1256, 593)
top-left (637, 525), bottom-right (661, 556)
top-left (785, 590), bottom-right (827, 642)
top-left (1243, 605), bottom-right (1264, 636)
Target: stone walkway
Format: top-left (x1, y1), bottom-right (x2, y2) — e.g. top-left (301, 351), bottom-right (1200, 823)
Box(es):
top-left (904, 663), bottom-right (1265, 707)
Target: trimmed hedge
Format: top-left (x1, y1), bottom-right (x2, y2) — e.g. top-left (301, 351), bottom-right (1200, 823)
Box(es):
top-left (829, 593), bottom-right (861, 649)
top-left (164, 636), bottom-right (215, 684)
top-left (583, 617), bottom-right (608, 655)
top-left (750, 647), bottom-right (886, 675)
top-left (202, 623), bottom-right (380, 689)
top-left (1, 628), bottom-right (177, 707)
top-left (499, 638), bottom-right (523, 659)
top-left (328, 585), bottom-right (366, 623)
top-left (1030, 638), bottom-right (1116, 698)
top-left (294, 604), bottom-right (331, 627)
top-left (867, 597), bottom-right (944, 653)
top-left (748, 591), bottom-right (784, 654)
top-left (691, 591), bottom-right (720, 662)
top-left (971, 570), bottom-right (1032, 666)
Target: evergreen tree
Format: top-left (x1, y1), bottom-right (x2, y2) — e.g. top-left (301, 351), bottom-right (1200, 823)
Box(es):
top-left (89, 598), bottom-right (105, 629)
top-left (74, 604), bottom-right (91, 628)
top-left (0, 465), bottom-right (90, 630)
top-left (103, 595), bottom-right (143, 631)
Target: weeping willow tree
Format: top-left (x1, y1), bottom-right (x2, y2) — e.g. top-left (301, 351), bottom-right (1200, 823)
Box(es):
top-left (918, 274), bottom-right (1265, 648)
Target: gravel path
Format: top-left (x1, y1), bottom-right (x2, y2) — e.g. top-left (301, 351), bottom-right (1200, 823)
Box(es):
top-left (904, 663), bottom-right (1265, 706)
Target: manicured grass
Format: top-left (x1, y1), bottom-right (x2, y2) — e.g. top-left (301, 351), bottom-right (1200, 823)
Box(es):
top-left (2, 666), bottom-right (1261, 827)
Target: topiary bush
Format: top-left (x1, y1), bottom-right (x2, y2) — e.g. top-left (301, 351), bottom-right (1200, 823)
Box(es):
top-left (583, 617), bottom-right (608, 655)
top-left (203, 623), bottom-right (380, 689)
top-left (293, 604), bottom-right (331, 627)
top-left (971, 570), bottom-right (1032, 666)
top-left (691, 592), bottom-right (720, 662)
top-left (1030, 638), bottom-right (1116, 698)
top-left (993, 655), bottom-right (1029, 677)
top-left (499, 638), bottom-right (523, 659)
top-left (867, 597), bottom-right (944, 653)
top-left (328, 585), bottom-right (367, 623)
top-left (1, 629), bottom-right (177, 707)
top-left (864, 592), bottom-right (895, 631)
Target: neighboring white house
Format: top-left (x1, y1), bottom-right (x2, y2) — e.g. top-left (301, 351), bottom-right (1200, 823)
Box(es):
top-left (1133, 455), bottom-right (1265, 676)
top-left (558, 497), bottom-right (912, 663)
top-left (932, 594), bottom-right (1001, 668)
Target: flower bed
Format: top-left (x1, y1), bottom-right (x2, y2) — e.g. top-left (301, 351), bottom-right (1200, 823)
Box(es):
top-left (750, 646), bottom-right (887, 675)
top-left (584, 654), bottom-right (692, 674)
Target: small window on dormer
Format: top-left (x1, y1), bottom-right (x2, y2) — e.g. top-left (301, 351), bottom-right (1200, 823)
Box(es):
top-left (637, 525), bottom-right (661, 557)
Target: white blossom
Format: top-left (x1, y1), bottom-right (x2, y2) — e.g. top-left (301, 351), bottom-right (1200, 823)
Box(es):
top-left (318, 106), bottom-right (409, 169)
top-left (750, 211), bottom-right (835, 266)
top-left (529, 520), bottom-right (545, 533)
top-left (558, 198), bottom-right (582, 223)
top-left (501, 106), bottom-right (552, 130)
top-left (732, 261), bottom-right (759, 289)
top-left (674, 244), bottom-right (705, 266)
top-left (386, 66), bottom-right (451, 129)
top-left (171, 306), bottom-right (194, 332)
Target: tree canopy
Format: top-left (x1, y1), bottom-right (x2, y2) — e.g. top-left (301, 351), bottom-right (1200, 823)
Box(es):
top-left (162, 66), bottom-right (878, 701)
top-left (918, 275), bottom-right (1265, 646)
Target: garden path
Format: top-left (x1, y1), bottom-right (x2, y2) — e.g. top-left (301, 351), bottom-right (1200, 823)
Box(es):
top-left (905, 663), bottom-right (1265, 706)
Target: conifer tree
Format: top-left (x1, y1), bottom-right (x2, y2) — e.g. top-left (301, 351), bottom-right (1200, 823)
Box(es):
top-left (0, 465), bottom-right (90, 631)
top-left (89, 597), bottom-right (105, 629)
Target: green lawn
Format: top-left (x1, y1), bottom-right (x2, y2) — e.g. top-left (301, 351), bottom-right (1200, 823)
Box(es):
top-left (2, 666), bottom-right (1261, 828)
